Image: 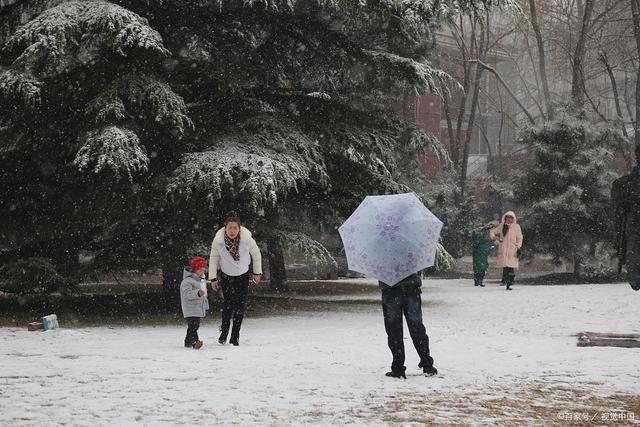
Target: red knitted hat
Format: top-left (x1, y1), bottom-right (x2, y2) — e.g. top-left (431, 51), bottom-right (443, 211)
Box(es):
top-left (190, 256), bottom-right (207, 272)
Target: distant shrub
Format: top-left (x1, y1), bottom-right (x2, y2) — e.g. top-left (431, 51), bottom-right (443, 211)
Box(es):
top-left (578, 263), bottom-right (618, 283)
top-left (0, 258), bottom-right (77, 294)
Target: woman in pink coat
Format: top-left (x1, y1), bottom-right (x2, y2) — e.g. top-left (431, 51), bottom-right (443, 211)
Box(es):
top-left (490, 211), bottom-right (523, 290)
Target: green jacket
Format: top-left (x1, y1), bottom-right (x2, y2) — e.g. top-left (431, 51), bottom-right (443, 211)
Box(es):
top-left (378, 273), bottom-right (422, 290)
top-left (471, 230), bottom-right (490, 273)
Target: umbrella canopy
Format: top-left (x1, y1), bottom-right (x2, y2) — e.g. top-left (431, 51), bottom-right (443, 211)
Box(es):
top-left (338, 192), bottom-right (443, 286)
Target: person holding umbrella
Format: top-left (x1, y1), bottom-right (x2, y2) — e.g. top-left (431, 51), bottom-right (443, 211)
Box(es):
top-left (338, 193), bottom-right (442, 378)
top-left (378, 273), bottom-right (438, 378)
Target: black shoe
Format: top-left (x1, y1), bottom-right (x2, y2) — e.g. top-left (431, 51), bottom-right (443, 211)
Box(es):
top-left (423, 365), bottom-right (438, 376)
top-left (218, 332), bottom-right (228, 344)
top-left (479, 283), bottom-right (485, 287)
top-left (385, 370), bottom-right (406, 379)
top-left (229, 339), bottom-right (239, 346)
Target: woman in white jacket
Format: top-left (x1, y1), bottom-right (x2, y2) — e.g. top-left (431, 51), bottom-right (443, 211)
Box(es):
top-left (209, 211), bottom-right (262, 346)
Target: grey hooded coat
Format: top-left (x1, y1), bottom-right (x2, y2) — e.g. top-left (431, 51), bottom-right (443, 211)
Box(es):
top-left (180, 267), bottom-right (209, 318)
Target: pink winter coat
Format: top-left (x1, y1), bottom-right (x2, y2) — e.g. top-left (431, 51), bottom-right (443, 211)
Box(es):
top-left (490, 211), bottom-right (523, 269)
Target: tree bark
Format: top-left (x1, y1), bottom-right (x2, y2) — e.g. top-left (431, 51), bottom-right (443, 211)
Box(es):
top-left (571, 0), bottom-right (594, 110)
top-left (468, 59), bottom-right (536, 124)
top-left (442, 94), bottom-right (457, 165)
top-left (460, 61), bottom-right (484, 197)
top-left (631, 0), bottom-right (640, 148)
top-left (528, 0), bottom-right (554, 119)
top-left (267, 233), bottom-right (288, 292)
top-left (162, 265), bottom-right (182, 296)
top-left (451, 15), bottom-right (473, 171)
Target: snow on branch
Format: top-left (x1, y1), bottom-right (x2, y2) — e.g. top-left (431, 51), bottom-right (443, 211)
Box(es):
top-left (84, 75), bottom-right (192, 137)
top-left (74, 125), bottom-right (149, 181)
top-left (5, 1), bottom-right (169, 75)
top-left (434, 241), bottom-right (455, 273)
top-left (0, 69), bottom-right (42, 106)
top-left (85, 88), bottom-right (126, 124)
top-left (362, 50), bottom-right (459, 97)
top-left (121, 75), bottom-right (193, 137)
top-left (279, 231), bottom-right (338, 270)
top-left (167, 116), bottom-right (328, 210)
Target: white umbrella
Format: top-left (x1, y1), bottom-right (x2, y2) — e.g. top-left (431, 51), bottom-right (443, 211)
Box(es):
top-left (338, 192), bottom-right (443, 286)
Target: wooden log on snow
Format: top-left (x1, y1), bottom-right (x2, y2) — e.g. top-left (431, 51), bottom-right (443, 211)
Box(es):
top-left (27, 322), bottom-right (43, 331)
top-left (577, 332), bottom-right (640, 348)
top-left (580, 332), bottom-right (640, 339)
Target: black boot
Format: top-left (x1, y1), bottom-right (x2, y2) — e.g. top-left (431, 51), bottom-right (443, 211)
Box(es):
top-left (385, 370), bottom-right (406, 379)
top-left (418, 359), bottom-right (437, 376)
top-left (422, 365), bottom-right (438, 376)
top-left (473, 273), bottom-right (479, 286)
top-left (478, 272), bottom-right (485, 287)
top-left (506, 272), bottom-right (515, 290)
top-left (385, 366), bottom-right (406, 379)
top-left (218, 331), bottom-right (228, 345)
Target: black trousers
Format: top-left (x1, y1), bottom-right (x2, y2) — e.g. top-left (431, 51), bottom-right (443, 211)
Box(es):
top-left (501, 267), bottom-right (515, 287)
top-left (219, 272), bottom-right (250, 342)
top-left (381, 286), bottom-right (434, 372)
top-left (185, 317), bottom-right (200, 347)
top-left (473, 271), bottom-right (485, 286)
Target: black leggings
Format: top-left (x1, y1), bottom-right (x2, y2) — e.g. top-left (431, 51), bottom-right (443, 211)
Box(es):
top-left (501, 267), bottom-right (515, 286)
top-left (185, 317), bottom-right (200, 347)
top-left (219, 272), bottom-right (250, 342)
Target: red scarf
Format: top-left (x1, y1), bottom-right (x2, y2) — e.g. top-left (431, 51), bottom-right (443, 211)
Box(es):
top-left (224, 233), bottom-right (241, 261)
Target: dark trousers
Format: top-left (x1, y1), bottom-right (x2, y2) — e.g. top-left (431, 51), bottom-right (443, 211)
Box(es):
top-left (219, 272), bottom-right (250, 342)
top-left (473, 271), bottom-right (485, 286)
top-left (501, 267), bottom-right (515, 288)
top-left (185, 317), bottom-right (200, 347)
top-left (381, 286), bottom-right (433, 372)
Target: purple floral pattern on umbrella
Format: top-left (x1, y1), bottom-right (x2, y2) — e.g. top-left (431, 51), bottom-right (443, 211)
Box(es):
top-left (338, 192), bottom-right (443, 286)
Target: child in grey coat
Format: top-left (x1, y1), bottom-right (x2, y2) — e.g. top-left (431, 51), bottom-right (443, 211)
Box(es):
top-left (181, 256), bottom-right (209, 349)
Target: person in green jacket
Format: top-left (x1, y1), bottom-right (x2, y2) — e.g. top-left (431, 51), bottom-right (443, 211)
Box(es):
top-left (471, 228), bottom-right (490, 287)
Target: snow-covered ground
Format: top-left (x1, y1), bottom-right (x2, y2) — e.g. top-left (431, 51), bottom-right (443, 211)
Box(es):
top-left (1, 279), bottom-right (639, 425)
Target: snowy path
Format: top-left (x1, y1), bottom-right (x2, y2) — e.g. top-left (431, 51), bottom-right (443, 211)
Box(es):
top-left (1, 280), bottom-right (639, 425)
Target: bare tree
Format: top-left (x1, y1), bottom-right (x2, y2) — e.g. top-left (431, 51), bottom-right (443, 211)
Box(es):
top-left (631, 0), bottom-right (640, 147)
top-left (528, 0), bottom-right (554, 118)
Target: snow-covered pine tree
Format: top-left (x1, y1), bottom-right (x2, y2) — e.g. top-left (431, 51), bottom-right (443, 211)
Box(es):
top-left (1, 0), bottom-right (502, 288)
top-left (514, 110), bottom-right (624, 277)
top-left (141, 0), bottom-right (497, 289)
top-left (0, 0), bottom-right (192, 274)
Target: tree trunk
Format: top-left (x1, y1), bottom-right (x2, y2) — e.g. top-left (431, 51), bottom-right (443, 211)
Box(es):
top-left (528, 0), bottom-right (554, 119)
top-left (162, 265), bottom-right (182, 296)
top-left (599, 52), bottom-right (633, 168)
top-left (267, 233), bottom-right (288, 292)
top-left (460, 61), bottom-right (484, 197)
top-left (631, 0), bottom-right (640, 147)
top-left (571, 0), bottom-right (594, 111)
top-left (442, 94), bottom-right (457, 166)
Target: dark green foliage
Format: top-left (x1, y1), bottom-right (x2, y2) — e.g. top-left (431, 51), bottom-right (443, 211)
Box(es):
top-left (422, 170), bottom-right (481, 258)
top-left (1, 0), bottom-right (500, 283)
top-left (0, 257), bottom-right (77, 294)
top-left (514, 110), bottom-right (625, 271)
